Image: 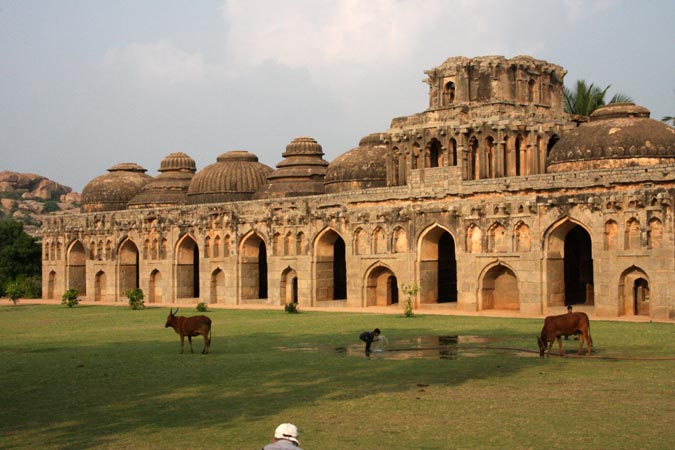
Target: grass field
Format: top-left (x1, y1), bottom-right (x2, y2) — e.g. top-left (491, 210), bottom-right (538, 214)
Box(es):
top-left (1, 305), bottom-right (673, 450)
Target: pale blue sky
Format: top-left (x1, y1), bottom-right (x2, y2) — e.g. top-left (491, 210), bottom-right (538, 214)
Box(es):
top-left (2, 0), bottom-right (674, 192)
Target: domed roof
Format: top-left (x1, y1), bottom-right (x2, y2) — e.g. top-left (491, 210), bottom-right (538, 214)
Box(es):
top-left (128, 152), bottom-right (197, 209)
top-left (547, 103), bottom-right (675, 173)
top-left (158, 151), bottom-right (197, 172)
top-left (324, 133), bottom-right (389, 194)
top-left (254, 136), bottom-right (329, 199)
top-left (81, 163), bottom-right (152, 213)
top-left (187, 151), bottom-right (272, 204)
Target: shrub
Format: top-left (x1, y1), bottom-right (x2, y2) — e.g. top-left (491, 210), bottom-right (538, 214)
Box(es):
top-left (61, 288), bottom-right (79, 307)
top-left (5, 280), bottom-right (23, 305)
top-left (42, 200), bottom-right (60, 213)
top-left (196, 302), bottom-right (208, 312)
top-left (401, 283), bottom-right (419, 318)
top-left (14, 275), bottom-right (41, 298)
top-left (284, 302), bottom-right (300, 314)
top-left (126, 288), bottom-right (145, 310)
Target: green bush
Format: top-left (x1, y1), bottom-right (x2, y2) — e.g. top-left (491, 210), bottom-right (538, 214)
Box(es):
top-left (401, 283), bottom-right (419, 318)
top-left (196, 302), bottom-right (208, 312)
top-left (14, 275), bottom-right (41, 298)
top-left (5, 280), bottom-right (23, 305)
top-left (61, 288), bottom-right (79, 307)
top-left (284, 302), bottom-right (300, 314)
top-left (42, 200), bottom-right (60, 213)
top-left (126, 288), bottom-right (145, 310)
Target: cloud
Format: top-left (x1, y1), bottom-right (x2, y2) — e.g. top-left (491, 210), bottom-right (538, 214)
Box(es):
top-left (222, 0), bottom-right (446, 85)
top-left (102, 39), bottom-right (210, 87)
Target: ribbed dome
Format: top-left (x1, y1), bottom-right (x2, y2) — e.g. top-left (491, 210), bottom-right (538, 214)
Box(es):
top-left (254, 136), bottom-right (329, 199)
top-left (325, 133), bottom-right (389, 194)
top-left (547, 103), bottom-right (675, 173)
top-left (128, 152), bottom-right (197, 209)
top-left (81, 163), bottom-right (152, 213)
top-left (159, 151), bottom-right (197, 172)
top-left (187, 151), bottom-right (273, 204)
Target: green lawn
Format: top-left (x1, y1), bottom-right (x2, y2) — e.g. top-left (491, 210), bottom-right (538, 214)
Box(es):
top-left (1, 305), bottom-right (673, 449)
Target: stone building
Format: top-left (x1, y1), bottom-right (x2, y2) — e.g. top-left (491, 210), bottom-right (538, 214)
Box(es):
top-left (41, 55), bottom-right (675, 320)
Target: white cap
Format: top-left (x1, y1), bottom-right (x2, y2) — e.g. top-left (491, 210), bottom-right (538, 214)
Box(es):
top-left (274, 423), bottom-right (299, 445)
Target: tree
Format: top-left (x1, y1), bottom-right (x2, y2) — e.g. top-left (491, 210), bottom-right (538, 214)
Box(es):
top-left (564, 79), bottom-right (633, 117)
top-left (0, 219), bottom-right (41, 297)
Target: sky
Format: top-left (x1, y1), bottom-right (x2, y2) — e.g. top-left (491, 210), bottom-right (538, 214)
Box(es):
top-left (2, 0), bottom-right (674, 193)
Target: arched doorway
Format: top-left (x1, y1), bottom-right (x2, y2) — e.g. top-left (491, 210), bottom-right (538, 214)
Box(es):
top-left (210, 268), bottom-right (225, 304)
top-left (67, 241), bottom-right (87, 296)
top-left (240, 233), bottom-right (268, 300)
top-left (418, 225), bottom-right (457, 304)
top-left (149, 269), bottom-right (162, 303)
top-left (481, 264), bottom-right (519, 310)
top-left (280, 267), bottom-right (298, 305)
top-left (94, 271), bottom-right (107, 302)
top-left (314, 229), bottom-right (347, 302)
top-left (545, 220), bottom-right (594, 308)
top-left (119, 239), bottom-right (139, 299)
top-left (365, 265), bottom-right (399, 306)
top-left (47, 271), bottom-right (56, 299)
top-left (176, 235), bottom-right (199, 299)
top-left (619, 267), bottom-right (650, 317)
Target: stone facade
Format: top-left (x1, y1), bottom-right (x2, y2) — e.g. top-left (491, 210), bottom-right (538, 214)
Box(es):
top-left (41, 56), bottom-right (675, 320)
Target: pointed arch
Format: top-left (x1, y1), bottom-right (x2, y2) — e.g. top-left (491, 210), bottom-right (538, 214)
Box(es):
top-left (468, 136), bottom-right (479, 180)
top-left (487, 222), bottom-right (507, 253)
top-left (94, 270), bottom-right (107, 302)
top-left (648, 218), bottom-right (662, 249)
top-left (296, 231), bottom-right (305, 256)
top-left (619, 266), bottom-right (650, 317)
top-left (149, 269), bottom-right (163, 303)
top-left (544, 218), bottom-right (594, 308)
top-left (176, 234), bottom-right (199, 298)
top-left (418, 224), bottom-right (457, 304)
top-left (364, 263), bottom-right (399, 307)
top-left (67, 240), bottom-right (87, 296)
top-left (393, 226), bottom-right (408, 253)
top-left (373, 227), bottom-right (387, 254)
top-left (514, 221), bottom-right (531, 252)
top-left (625, 218), bottom-right (641, 250)
top-left (313, 228), bottom-right (347, 301)
top-left (466, 224), bottom-right (482, 254)
top-left (118, 238), bottom-right (139, 298)
top-left (280, 266), bottom-right (299, 305)
top-left (47, 270), bottom-right (56, 299)
top-left (210, 267), bottom-right (225, 304)
top-left (240, 231), bottom-right (268, 300)
top-left (604, 220), bottom-right (619, 251)
top-left (354, 228), bottom-right (368, 255)
top-left (485, 136), bottom-right (496, 178)
top-left (480, 262), bottom-right (519, 311)
top-left (284, 231), bottom-right (294, 256)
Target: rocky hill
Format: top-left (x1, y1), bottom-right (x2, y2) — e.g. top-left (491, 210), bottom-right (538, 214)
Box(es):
top-left (0, 171), bottom-right (81, 238)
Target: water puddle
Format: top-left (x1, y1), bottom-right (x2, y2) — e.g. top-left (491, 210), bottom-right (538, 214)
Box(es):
top-left (279, 335), bottom-right (502, 360)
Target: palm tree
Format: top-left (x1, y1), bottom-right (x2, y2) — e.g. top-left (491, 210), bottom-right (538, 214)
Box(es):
top-left (564, 79), bottom-right (633, 116)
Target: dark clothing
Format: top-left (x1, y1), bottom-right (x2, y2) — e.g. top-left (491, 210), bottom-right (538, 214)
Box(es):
top-left (359, 331), bottom-right (376, 351)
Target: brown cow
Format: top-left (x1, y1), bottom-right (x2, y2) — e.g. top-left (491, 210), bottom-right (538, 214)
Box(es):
top-left (537, 312), bottom-right (592, 356)
top-left (165, 308), bottom-right (212, 354)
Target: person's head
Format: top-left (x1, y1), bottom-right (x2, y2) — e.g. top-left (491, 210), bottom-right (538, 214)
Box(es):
top-left (273, 423), bottom-right (299, 446)
top-left (373, 328), bottom-right (381, 336)
top-left (567, 305), bottom-right (573, 313)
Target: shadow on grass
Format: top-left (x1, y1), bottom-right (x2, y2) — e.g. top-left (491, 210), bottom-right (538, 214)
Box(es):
top-left (0, 325), bottom-right (546, 450)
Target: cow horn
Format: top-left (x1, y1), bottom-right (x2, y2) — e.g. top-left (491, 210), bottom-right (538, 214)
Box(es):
top-left (174, 308), bottom-right (179, 315)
